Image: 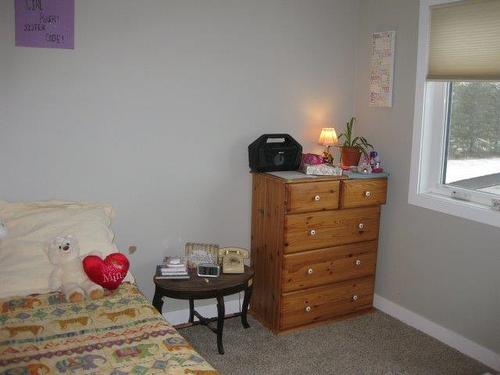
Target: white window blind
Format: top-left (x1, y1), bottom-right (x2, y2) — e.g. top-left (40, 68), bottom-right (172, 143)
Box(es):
top-left (428, 0), bottom-right (500, 81)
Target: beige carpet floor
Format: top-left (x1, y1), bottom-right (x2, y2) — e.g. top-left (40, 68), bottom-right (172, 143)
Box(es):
top-left (180, 311), bottom-right (494, 375)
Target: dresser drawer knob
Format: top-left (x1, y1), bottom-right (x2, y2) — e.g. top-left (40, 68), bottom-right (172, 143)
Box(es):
top-left (355, 259), bottom-right (362, 266)
top-left (364, 191), bottom-right (372, 198)
top-left (314, 195), bottom-right (321, 201)
top-left (352, 295), bottom-right (359, 301)
top-left (310, 229), bottom-right (316, 236)
top-left (358, 223), bottom-right (365, 231)
top-left (307, 268), bottom-right (314, 274)
top-left (305, 306), bottom-right (312, 312)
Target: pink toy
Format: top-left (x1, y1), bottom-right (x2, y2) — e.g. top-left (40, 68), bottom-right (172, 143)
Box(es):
top-left (302, 153), bottom-right (324, 165)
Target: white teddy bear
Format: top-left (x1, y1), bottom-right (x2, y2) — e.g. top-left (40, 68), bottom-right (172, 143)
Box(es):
top-left (47, 235), bottom-right (104, 302)
top-left (0, 219), bottom-right (7, 240)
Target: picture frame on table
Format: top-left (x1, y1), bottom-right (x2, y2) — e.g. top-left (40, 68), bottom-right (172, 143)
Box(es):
top-left (184, 242), bottom-right (219, 270)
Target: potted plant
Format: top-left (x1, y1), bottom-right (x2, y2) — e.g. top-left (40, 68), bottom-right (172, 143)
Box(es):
top-left (338, 117), bottom-right (373, 167)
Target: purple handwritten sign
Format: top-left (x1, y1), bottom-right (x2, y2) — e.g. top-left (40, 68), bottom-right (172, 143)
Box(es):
top-left (15, 0), bottom-right (74, 49)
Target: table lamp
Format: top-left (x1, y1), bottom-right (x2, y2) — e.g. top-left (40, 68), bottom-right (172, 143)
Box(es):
top-left (318, 127), bottom-right (338, 164)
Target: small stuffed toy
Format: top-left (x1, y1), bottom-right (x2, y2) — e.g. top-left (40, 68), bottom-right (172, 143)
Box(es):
top-left (47, 235), bottom-right (104, 302)
top-left (0, 218), bottom-right (8, 240)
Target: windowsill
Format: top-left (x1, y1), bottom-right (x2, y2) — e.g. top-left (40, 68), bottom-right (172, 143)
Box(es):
top-left (408, 191), bottom-right (500, 229)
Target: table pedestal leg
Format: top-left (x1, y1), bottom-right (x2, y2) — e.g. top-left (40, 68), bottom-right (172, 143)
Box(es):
top-left (152, 287), bottom-right (164, 314)
top-left (241, 284), bottom-right (253, 329)
top-left (188, 299), bottom-right (194, 323)
top-left (216, 295), bottom-right (225, 354)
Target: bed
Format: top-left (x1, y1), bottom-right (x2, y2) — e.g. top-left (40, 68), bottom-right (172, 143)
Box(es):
top-left (0, 201), bottom-right (218, 375)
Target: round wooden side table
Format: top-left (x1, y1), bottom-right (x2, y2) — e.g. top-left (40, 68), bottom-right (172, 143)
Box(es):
top-left (152, 266), bottom-right (254, 354)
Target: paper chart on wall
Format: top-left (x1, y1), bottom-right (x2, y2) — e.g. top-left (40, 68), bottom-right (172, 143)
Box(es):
top-left (15, 0), bottom-right (74, 49)
top-left (369, 31), bottom-right (395, 107)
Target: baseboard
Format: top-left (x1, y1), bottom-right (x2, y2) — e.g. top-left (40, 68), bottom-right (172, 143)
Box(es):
top-left (373, 293), bottom-right (500, 372)
top-left (163, 299), bottom-right (242, 326)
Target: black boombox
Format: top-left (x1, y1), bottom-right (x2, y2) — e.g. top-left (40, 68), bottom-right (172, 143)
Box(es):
top-left (248, 134), bottom-right (302, 172)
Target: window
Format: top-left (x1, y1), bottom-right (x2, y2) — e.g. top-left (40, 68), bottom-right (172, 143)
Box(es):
top-left (444, 82), bottom-right (500, 196)
top-left (409, 0), bottom-right (500, 228)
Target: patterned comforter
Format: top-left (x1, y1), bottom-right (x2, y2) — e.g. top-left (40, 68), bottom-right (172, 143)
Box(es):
top-left (0, 283), bottom-right (218, 375)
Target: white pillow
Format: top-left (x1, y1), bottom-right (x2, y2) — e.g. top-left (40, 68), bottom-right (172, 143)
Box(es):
top-left (0, 200), bottom-right (132, 298)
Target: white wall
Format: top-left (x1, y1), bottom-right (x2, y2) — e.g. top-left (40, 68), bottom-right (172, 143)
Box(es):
top-left (0, 0), bottom-right (359, 310)
top-left (354, 0), bottom-right (500, 356)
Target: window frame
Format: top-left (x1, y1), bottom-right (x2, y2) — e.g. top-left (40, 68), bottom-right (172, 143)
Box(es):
top-left (408, 0), bottom-right (500, 228)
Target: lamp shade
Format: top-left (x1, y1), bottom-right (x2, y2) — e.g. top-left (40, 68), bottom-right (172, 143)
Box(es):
top-left (318, 128), bottom-right (338, 146)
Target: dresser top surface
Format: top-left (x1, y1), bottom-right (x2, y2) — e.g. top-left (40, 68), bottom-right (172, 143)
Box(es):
top-left (254, 171), bottom-right (387, 184)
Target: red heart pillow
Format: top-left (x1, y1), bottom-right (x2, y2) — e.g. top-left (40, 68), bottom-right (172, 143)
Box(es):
top-left (83, 253), bottom-right (129, 290)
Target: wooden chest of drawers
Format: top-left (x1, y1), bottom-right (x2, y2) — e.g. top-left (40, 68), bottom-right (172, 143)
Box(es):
top-left (250, 173), bottom-right (387, 333)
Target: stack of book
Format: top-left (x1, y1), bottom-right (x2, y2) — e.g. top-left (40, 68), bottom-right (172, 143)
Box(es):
top-left (155, 257), bottom-right (189, 280)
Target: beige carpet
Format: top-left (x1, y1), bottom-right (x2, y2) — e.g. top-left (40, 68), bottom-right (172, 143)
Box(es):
top-left (180, 311), bottom-right (493, 375)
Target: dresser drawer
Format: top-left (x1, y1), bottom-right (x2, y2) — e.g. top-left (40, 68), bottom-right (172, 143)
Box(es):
top-left (280, 277), bottom-right (374, 330)
top-left (286, 181), bottom-right (340, 213)
top-left (282, 241), bottom-right (377, 292)
top-left (284, 207), bottom-right (380, 253)
top-left (340, 179), bottom-right (387, 208)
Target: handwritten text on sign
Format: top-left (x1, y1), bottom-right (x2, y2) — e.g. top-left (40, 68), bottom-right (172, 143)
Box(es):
top-left (15, 0), bottom-right (74, 49)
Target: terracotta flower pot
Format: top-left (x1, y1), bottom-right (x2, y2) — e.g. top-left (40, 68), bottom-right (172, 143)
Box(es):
top-left (340, 147), bottom-right (362, 167)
